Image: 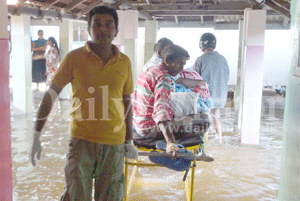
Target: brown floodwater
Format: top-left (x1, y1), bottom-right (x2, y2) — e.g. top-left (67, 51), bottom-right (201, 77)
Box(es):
top-left (11, 90), bottom-right (284, 200)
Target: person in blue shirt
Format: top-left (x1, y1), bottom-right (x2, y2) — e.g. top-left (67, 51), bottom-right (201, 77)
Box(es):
top-left (193, 33), bottom-right (230, 144)
top-left (31, 30), bottom-right (47, 92)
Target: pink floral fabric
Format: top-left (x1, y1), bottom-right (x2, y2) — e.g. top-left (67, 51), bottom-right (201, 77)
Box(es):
top-left (45, 47), bottom-right (59, 86)
top-left (180, 69), bottom-right (211, 99)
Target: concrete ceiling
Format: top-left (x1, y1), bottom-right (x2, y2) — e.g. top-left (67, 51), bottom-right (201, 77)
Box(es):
top-left (7, 0), bottom-right (291, 29)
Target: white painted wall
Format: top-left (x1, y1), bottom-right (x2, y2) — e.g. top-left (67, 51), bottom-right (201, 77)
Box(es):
top-left (137, 27), bottom-right (145, 77)
top-left (264, 30), bottom-right (290, 86)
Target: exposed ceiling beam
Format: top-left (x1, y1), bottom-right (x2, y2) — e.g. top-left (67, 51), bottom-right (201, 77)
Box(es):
top-left (114, 0), bottom-right (130, 8)
top-left (7, 5), bottom-right (86, 22)
top-left (77, 0), bottom-right (104, 18)
top-left (148, 9), bottom-right (281, 17)
top-left (61, 0), bottom-right (86, 15)
top-left (145, 0), bottom-right (151, 5)
top-left (264, 0), bottom-right (291, 18)
top-left (174, 15), bottom-right (179, 25)
top-left (150, 10), bottom-right (245, 16)
top-left (116, 0), bottom-right (152, 20)
top-left (200, 15), bottom-right (203, 25)
top-left (41, 0), bottom-right (60, 10)
top-left (136, 2), bottom-right (252, 11)
top-left (16, 0), bottom-right (26, 7)
top-left (247, 0), bottom-right (263, 8)
top-left (43, 18), bottom-right (50, 24)
top-left (138, 11), bottom-right (153, 20)
top-left (282, 17), bottom-right (289, 26)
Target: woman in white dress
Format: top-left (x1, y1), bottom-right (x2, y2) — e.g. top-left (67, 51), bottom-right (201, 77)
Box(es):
top-left (45, 37), bottom-right (60, 88)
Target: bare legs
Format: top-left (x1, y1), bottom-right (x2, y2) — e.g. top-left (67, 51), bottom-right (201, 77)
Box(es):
top-left (34, 83), bottom-right (39, 92)
top-left (212, 117), bottom-right (222, 144)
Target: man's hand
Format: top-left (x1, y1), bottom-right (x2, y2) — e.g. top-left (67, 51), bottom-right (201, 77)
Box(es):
top-left (124, 140), bottom-right (138, 159)
top-left (199, 81), bottom-right (209, 88)
top-left (29, 131), bottom-right (42, 166)
top-left (166, 142), bottom-right (179, 158)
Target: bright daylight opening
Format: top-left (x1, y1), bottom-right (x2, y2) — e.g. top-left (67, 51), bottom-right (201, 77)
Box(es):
top-left (7, 0), bottom-right (18, 5)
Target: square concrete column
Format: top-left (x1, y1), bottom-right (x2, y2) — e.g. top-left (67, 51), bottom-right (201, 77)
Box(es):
top-left (234, 20), bottom-right (245, 130)
top-left (144, 21), bottom-right (158, 64)
top-left (0, 0), bottom-right (13, 200)
top-left (124, 10), bottom-right (138, 83)
top-left (59, 19), bottom-right (73, 99)
top-left (11, 15), bottom-right (33, 114)
top-left (114, 10), bottom-right (138, 82)
top-left (240, 9), bottom-right (266, 144)
top-left (113, 10), bottom-right (125, 52)
top-left (278, 0), bottom-right (300, 199)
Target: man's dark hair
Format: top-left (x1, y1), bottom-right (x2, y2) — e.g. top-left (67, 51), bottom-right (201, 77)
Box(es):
top-left (38, 30), bottom-right (43, 34)
top-left (154, 38), bottom-right (173, 53)
top-left (162, 44), bottom-right (190, 63)
top-left (87, 5), bottom-right (118, 28)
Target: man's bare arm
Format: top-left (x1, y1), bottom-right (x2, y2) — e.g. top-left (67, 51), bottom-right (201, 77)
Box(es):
top-left (31, 43), bottom-right (47, 52)
top-left (123, 94), bottom-right (133, 141)
top-left (176, 77), bottom-right (207, 89)
top-left (158, 121), bottom-right (179, 157)
top-left (158, 121), bottom-right (175, 144)
top-left (34, 83), bottom-right (62, 131)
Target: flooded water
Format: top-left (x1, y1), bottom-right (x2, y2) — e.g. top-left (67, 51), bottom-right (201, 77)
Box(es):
top-left (11, 89), bottom-right (284, 200)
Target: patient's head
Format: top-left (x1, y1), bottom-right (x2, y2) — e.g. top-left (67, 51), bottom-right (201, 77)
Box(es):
top-left (154, 38), bottom-right (173, 58)
top-left (162, 44), bottom-right (190, 76)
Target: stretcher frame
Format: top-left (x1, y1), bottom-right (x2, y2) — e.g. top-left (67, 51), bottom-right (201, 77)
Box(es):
top-left (123, 144), bottom-right (200, 201)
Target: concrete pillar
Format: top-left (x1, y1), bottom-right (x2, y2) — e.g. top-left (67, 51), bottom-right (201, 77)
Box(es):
top-left (240, 8), bottom-right (266, 144)
top-left (124, 10), bottom-right (138, 83)
top-left (0, 1), bottom-right (13, 200)
top-left (278, 0), bottom-right (300, 199)
top-left (11, 15), bottom-right (33, 114)
top-left (113, 11), bottom-right (138, 82)
top-left (144, 21), bottom-right (158, 65)
top-left (234, 20), bottom-right (245, 131)
top-left (113, 10), bottom-right (125, 52)
top-left (59, 19), bottom-right (73, 99)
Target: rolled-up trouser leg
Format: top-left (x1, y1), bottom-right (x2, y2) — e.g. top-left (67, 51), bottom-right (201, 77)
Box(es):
top-left (61, 138), bottom-right (95, 201)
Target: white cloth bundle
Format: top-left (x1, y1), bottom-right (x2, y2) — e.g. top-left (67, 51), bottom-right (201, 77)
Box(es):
top-left (170, 92), bottom-right (199, 118)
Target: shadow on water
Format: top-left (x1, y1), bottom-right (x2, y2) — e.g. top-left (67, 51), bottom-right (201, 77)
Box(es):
top-left (11, 91), bottom-right (284, 200)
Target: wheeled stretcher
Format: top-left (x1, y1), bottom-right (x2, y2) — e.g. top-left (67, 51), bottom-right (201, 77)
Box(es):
top-left (124, 114), bottom-right (211, 201)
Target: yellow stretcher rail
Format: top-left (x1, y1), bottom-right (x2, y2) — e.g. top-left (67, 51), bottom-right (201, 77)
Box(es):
top-left (123, 145), bottom-right (200, 201)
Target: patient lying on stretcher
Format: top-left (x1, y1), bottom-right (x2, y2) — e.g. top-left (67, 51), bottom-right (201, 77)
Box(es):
top-left (174, 68), bottom-right (213, 114)
top-left (131, 44), bottom-right (212, 160)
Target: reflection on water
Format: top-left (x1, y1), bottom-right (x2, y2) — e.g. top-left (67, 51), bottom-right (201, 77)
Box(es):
top-left (12, 93), bottom-right (283, 200)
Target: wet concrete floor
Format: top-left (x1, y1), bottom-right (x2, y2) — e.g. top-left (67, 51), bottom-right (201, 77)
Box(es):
top-left (11, 86), bottom-right (284, 200)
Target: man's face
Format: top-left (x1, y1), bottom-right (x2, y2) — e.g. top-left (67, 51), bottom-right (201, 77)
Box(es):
top-left (38, 31), bottom-right (43, 40)
top-left (88, 14), bottom-right (118, 45)
top-left (166, 56), bottom-right (188, 76)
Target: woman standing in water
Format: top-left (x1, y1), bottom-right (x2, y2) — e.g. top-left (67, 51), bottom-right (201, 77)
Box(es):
top-left (45, 37), bottom-right (59, 88)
